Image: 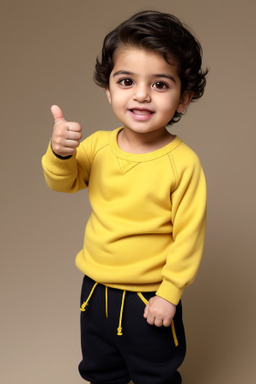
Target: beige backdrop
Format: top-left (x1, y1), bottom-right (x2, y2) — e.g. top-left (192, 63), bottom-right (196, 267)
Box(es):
top-left (1, 0), bottom-right (255, 383)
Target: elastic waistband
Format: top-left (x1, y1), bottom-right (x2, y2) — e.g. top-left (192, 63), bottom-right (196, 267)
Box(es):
top-left (80, 278), bottom-right (178, 345)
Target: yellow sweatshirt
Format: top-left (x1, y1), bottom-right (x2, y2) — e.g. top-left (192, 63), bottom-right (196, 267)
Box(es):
top-left (42, 128), bottom-right (207, 305)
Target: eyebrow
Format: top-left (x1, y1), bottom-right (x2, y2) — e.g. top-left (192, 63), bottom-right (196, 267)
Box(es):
top-left (112, 70), bottom-right (134, 77)
top-left (112, 70), bottom-right (177, 84)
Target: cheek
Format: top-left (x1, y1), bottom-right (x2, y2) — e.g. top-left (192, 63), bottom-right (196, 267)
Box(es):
top-left (158, 99), bottom-right (176, 114)
top-left (109, 98), bottom-right (126, 120)
top-left (157, 99), bottom-right (179, 123)
top-left (111, 94), bottom-right (127, 109)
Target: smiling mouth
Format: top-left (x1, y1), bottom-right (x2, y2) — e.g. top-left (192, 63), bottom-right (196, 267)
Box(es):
top-left (129, 108), bottom-right (154, 120)
top-left (130, 108), bottom-right (154, 115)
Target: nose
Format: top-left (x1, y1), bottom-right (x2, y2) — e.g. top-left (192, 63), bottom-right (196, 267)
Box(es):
top-left (133, 83), bottom-right (151, 103)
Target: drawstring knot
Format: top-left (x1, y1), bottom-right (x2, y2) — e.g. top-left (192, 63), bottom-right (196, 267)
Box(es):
top-left (80, 282), bottom-right (98, 311)
top-left (117, 290), bottom-right (126, 336)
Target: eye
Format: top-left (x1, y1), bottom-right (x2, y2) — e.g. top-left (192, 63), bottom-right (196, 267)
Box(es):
top-left (118, 78), bottom-right (134, 87)
top-left (152, 81), bottom-right (169, 90)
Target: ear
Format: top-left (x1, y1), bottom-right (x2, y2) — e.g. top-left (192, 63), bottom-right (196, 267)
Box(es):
top-left (105, 86), bottom-right (112, 104)
top-left (177, 91), bottom-right (194, 113)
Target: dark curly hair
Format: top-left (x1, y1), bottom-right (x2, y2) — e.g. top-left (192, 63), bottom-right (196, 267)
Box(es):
top-left (94, 10), bottom-right (208, 125)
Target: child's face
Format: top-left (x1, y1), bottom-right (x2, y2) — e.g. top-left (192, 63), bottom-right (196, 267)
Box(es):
top-left (106, 46), bottom-right (192, 135)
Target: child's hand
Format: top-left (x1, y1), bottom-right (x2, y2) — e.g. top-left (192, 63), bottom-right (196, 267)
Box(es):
top-left (51, 105), bottom-right (82, 157)
top-left (143, 296), bottom-right (176, 327)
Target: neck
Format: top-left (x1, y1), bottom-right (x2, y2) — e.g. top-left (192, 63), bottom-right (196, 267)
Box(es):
top-left (118, 127), bottom-right (175, 154)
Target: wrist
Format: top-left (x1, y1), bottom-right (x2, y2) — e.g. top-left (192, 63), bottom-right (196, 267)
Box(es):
top-left (51, 144), bottom-right (72, 159)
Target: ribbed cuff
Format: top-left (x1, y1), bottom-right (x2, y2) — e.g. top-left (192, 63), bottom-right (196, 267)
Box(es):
top-left (156, 279), bottom-right (184, 305)
top-left (42, 142), bottom-right (77, 175)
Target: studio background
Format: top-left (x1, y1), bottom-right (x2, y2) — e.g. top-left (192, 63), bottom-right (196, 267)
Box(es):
top-left (1, 0), bottom-right (255, 383)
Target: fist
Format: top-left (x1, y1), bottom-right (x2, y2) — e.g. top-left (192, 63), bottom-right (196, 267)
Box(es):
top-left (143, 296), bottom-right (176, 327)
top-left (51, 105), bottom-right (82, 157)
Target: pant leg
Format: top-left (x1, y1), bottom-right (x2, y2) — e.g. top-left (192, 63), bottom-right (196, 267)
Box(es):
top-left (115, 291), bottom-right (186, 384)
top-left (78, 276), bottom-right (130, 384)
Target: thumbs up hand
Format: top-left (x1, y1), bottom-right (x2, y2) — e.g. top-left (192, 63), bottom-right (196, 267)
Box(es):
top-left (51, 105), bottom-right (82, 157)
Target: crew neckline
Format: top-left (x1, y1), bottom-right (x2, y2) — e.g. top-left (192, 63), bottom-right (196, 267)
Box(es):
top-left (110, 127), bottom-right (182, 162)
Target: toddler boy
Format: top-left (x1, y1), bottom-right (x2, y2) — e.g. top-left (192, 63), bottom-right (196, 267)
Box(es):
top-left (42, 10), bottom-right (207, 384)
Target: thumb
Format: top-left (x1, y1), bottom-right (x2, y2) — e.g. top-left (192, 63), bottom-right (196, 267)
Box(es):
top-left (143, 303), bottom-right (149, 318)
top-left (51, 105), bottom-right (66, 124)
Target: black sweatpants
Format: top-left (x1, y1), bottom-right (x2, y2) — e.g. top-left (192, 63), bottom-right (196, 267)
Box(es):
top-left (79, 275), bottom-right (186, 384)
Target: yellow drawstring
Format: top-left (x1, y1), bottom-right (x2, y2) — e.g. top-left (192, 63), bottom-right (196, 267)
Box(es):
top-left (105, 286), bottom-right (108, 318)
top-left (80, 282), bottom-right (98, 311)
top-left (117, 290), bottom-right (126, 336)
top-left (171, 320), bottom-right (179, 347)
top-left (137, 292), bottom-right (148, 305)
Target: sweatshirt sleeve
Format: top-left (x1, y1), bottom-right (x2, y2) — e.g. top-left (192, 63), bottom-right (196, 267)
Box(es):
top-left (156, 146), bottom-right (207, 305)
top-left (41, 140), bottom-right (91, 193)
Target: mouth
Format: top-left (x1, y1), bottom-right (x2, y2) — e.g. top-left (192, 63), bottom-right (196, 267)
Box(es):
top-left (128, 108), bottom-right (155, 120)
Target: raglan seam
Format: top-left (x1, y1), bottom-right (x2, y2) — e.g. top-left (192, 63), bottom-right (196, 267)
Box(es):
top-left (168, 152), bottom-right (179, 191)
